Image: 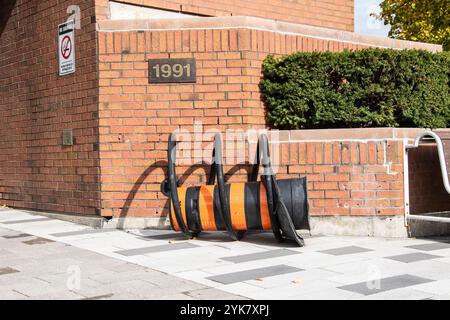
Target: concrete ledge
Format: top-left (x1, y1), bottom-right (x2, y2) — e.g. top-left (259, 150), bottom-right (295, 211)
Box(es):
top-left (284, 128), bottom-right (427, 142)
top-left (264, 127), bottom-right (427, 143)
top-left (102, 214), bottom-right (409, 238)
top-left (97, 16), bottom-right (442, 52)
top-left (408, 212), bottom-right (450, 237)
top-left (309, 215), bottom-right (408, 238)
top-left (26, 211), bottom-right (107, 229)
top-left (103, 216), bottom-right (170, 230)
top-left (0, 207), bottom-right (107, 228)
top-left (172, 127), bottom-right (429, 143)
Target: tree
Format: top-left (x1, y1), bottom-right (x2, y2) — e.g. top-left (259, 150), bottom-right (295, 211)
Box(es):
top-left (374, 0), bottom-right (449, 51)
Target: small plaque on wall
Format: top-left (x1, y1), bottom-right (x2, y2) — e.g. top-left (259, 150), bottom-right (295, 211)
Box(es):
top-left (62, 129), bottom-right (73, 146)
top-left (148, 58), bottom-right (196, 83)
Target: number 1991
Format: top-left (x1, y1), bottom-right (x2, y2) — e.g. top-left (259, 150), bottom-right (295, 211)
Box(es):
top-left (152, 63), bottom-right (191, 78)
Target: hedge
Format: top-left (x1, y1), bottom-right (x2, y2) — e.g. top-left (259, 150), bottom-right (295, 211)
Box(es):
top-left (260, 49), bottom-right (450, 129)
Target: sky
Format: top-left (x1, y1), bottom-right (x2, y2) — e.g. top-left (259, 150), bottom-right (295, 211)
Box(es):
top-left (354, 0), bottom-right (390, 37)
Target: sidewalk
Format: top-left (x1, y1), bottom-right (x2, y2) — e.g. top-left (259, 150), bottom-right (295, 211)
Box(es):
top-left (1, 207), bottom-right (450, 300)
top-left (0, 209), bottom-right (242, 300)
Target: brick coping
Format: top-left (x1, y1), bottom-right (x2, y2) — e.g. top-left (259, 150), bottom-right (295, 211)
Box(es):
top-left (171, 128), bottom-right (430, 142)
top-left (97, 16), bottom-right (442, 52)
top-left (278, 128), bottom-right (428, 142)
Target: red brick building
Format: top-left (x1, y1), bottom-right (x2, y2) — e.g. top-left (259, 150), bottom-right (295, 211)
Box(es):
top-left (0, 0), bottom-right (445, 236)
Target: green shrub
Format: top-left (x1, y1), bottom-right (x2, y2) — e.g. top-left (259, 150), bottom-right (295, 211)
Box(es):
top-left (260, 49), bottom-right (450, 129)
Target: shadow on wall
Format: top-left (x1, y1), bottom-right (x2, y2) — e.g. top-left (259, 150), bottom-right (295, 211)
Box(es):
top-left (118, 160), bottom-right (168, 229)
top-left (408, 143), bottom-right (450, 215)
top-left (118, 160), bottom-right (256, 229)
top-left (0, 0), bottom-right (16, 36)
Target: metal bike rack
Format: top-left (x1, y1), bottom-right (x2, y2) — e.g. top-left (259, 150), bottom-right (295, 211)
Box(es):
top-left (161, 132), bottom-right (310, 246)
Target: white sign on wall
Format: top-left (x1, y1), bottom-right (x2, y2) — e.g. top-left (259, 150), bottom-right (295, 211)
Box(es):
top-left (58, 20), bottom-right (75, 76)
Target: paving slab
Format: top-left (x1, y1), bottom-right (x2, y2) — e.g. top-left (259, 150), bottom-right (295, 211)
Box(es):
top-left (220, 249), bottom-right (301, 263)
top-left (1, 208), bottom-right (450, 300)
top-left (0, 222), bottom-right (242, 300)
top-left (405, 242), bottom-right (450, 252)
top-left (319, 246), bottom-right (373, 256)
top-left (385, 252), bottom-right (442, 263)
top-left (338, 274), bottom-right (433, 296)
top-left (115, 242), bottom-right (199, 256)
top-left (206, 265), bottom-right (302, 284)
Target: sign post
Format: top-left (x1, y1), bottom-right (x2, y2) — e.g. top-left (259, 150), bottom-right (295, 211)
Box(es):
top-left (58, 20), bottom-right (75, 76)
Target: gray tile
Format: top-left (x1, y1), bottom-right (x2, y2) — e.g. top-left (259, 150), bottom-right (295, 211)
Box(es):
top-left (22, 237), bottom-right (55, 245)
top-left (338, 274), bottom-right (433, 295)
top-left (2, 233), bottom-right (32, 239)
top-left (139, 233), bottom-right (186, 241)
top-left (186, 288), bottom-right (248, 300)
top-left (115, 242), bottom-right (198, 256)
top-left (386, 252), bottom-right (441, 263)
top-left (220, 249), bottom-right (301, 263)
top-left (0, 267), bottom-right (19, 276)
top-left (50, 228), bottom-right (117, 237)
top-left (1, 217), bottom-right (52, 224)
top-left (406, 242), bottom-right (450, 252)
top-left (206, 265), bottom-right (302, 284)
top-left (319, 246), bottom-right (372, 256)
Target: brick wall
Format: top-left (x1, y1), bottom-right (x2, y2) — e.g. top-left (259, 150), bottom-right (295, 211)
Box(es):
top-left (97, 27), bottom-right (361, 218)
top-left (0, 0), bottom-right (100, 215)
top-left (96, 16), bottom-right (437, 219)
top-left (1, 2), bottom-right (443, 223)
top-left (278, 138), bottom-right (405, 217)
top-left (101, 0), bottom-right (354, 31)
top-left (408, 144), bottom-right (450, 214)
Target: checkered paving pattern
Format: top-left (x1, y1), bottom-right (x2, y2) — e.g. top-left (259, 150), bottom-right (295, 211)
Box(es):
top-left (2, 207), bottom-right (450, 300)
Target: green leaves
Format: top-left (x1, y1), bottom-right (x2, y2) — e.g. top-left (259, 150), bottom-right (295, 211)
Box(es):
top-left (260, 49), bottom-right (450, 130)
top-left (375, 0), bottom-right (449, 51)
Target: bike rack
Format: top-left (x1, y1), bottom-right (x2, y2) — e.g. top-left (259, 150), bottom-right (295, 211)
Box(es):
top-left (162, 132), bottom-right (310, 246)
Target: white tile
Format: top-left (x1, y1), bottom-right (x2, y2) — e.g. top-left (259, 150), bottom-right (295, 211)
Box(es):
top-left (244, 268), bottom-right (336, 289)
top-left (245, 279), bottom-right (341, 300)
top-left (322, 259), bottom-right (407, 285)
top-left (413, 279), bottom-right (450, 296)
top-left (216, 282), bottom-right (262, 296)
top-left (286, 287), bottom-right (363, 300)
top-left (277, 251), bottom-right (370, 269)
top-left (353, 287), bottom-right (433, 300)
top-left (174, 270), bottom-right (215, 280)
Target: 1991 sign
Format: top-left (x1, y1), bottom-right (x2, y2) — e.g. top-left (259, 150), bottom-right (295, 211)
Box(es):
top-left (148, 58), bottom-right (196, 83)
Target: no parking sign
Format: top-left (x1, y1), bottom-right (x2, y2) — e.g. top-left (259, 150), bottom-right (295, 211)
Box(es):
top-left (58, 20), bottom-right (75, 76)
